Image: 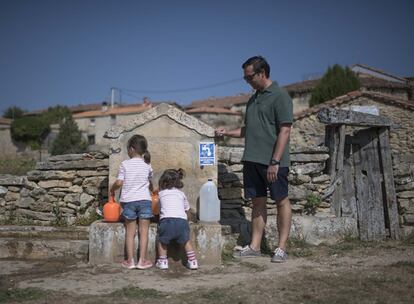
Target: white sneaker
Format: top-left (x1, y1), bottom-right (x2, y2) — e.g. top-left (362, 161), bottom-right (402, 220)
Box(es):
top-left (186, 259), bottom-right (198, 270)
top-left (155, 259), bottom-right (168, 270)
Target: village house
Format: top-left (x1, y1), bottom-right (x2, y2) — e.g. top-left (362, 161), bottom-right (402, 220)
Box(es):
top-left (285, 64), bottom-right (413, 114)
top-left (0, 117), bottom-right (19, 155)
top-left (291, 90), bottom-right (414, 234)
top-left (73, 101), bottom-right (153, 150)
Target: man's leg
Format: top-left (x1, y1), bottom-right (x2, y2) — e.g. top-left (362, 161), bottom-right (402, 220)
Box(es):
top-left (250, 196), bottom-right (267, 251)
top-left (276, 196), bottom-right (291, 251)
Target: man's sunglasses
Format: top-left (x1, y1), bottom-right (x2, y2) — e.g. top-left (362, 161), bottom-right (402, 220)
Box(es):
top-left (243, 72), bottom-right (258, 82)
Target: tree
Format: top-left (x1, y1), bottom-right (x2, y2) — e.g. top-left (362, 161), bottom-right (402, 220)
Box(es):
top-left (11, 116), bottom-right (50, 149)
top-left (50, 116), bottom-right (87, 155)
top-left (310, 64), bottom-right (360, 107)
top-left (3, 106), bottom-right (25, 119)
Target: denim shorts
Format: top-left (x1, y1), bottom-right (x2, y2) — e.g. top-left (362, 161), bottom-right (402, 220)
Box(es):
top-left (121, 200), bottom-right (152, 220)
top-left (158, 218), bottom-right (190, 245)
top-left (243, 161), bottom-right (289, 202)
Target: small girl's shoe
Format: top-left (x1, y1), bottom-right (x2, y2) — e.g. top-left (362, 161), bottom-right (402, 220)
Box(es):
top-left (121, 259), bottom-right (136, 269)
top-left (186, 259), bottom-right (198, 270)
top-left (136, 260), bottom-right (153, 270)
top-left (155, 259), bottom-right (168, 270)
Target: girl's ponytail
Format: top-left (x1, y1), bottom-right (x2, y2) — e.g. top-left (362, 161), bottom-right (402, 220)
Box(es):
top-left (143, 150), bottom-right (151, 164)
top-left (177, 168), bottom-right (186, 179)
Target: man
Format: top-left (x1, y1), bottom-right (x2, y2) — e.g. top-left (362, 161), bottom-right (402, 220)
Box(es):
top-left (216, 56), bottom-right (293, 262)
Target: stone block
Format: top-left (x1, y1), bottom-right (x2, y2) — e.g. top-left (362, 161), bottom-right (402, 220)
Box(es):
top-left (88, 220), bottom-right (223, 266)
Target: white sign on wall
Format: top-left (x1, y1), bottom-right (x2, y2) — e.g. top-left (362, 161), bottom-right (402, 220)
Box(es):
top-left (199, 142), bottom-right (215, 166)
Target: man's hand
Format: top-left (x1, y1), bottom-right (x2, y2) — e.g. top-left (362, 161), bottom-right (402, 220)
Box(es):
top-left (267, 165), bottom-right (279, 183)
top-left (215, 128), bottom-right (226, 137)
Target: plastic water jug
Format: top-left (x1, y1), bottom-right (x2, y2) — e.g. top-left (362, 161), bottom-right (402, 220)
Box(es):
top-left (103, 195), bottom-right (121, 222)
top-left (199, 179), bottom-right (220, 222)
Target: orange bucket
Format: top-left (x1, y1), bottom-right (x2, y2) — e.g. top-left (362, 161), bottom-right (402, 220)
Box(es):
top-left (103, 195), bottom-right (121, 222)
top-left (151, 190), bottom-right (160, 216)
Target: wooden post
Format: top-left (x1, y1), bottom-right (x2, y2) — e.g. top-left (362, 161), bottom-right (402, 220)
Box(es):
top-left (378, 127), bottom-right (401, 240)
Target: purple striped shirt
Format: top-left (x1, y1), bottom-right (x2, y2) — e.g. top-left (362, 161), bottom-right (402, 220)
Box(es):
top-left (117, 157), bottom-right (152, 203)
top-left (159, 188), bottom-right (190, 220)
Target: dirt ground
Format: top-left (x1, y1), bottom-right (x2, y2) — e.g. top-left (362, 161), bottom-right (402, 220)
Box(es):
top-left (1, 237), bottom-right (413, 304)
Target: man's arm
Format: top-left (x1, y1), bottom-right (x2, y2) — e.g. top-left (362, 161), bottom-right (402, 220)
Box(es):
top-left (215, 127), bottom-right (245, 138)
top-left (267, 123), bottom-right (292, 183)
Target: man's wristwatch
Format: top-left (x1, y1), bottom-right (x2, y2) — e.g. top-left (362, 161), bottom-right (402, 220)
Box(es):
top-left (270, 159), bottom-right (280, 166)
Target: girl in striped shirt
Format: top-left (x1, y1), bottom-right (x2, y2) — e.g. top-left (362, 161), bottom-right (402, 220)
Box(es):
top-left (155, 168), bottom-right (198, 270)
top-left (110, 134), bottom-right (153, 270)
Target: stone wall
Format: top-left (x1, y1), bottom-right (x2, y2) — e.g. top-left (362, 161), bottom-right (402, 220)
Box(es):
top-left (217, 145), bottom-right (332, 245)
top-left (1, 142), bottom-right (411, 238)
top-left (0, 152), bottom-right (108, 226)
top-left (291, 96), bottom-right (414, 235)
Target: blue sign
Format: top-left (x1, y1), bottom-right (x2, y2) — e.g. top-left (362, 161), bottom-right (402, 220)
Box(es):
top-left (199, 142), bottom-right (215, 166)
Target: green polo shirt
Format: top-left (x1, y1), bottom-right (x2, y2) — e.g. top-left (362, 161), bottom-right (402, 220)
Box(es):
top-left (242, 82), bottom-right (293, 167)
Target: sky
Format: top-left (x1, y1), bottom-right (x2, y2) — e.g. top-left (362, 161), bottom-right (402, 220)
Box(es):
top-left (1, 0), bottom-right (413, 114)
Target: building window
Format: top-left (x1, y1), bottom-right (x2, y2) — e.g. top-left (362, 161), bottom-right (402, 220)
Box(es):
top-left (88, 135), bottom-right (95, 145)
top-left (89, 118), bottom-right (95, 127)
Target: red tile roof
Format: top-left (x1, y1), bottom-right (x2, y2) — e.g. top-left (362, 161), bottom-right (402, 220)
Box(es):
top-left (185, 94), bottom-right (251, 109)
top-left (185, 107), bottom-right (242, 115)
top-left (0, 117), bottom-right (12, 125)
top-left (294, 91), bottom-right (414, 121)
top-left (350, 63), bottom-right (408, 83)
top-left (73, 103), bottom-right (152, 118)
top-left (285, 77), bottom-right (409, 95)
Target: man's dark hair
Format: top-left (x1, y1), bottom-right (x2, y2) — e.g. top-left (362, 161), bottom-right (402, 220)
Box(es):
top-left (242, 56), bottom-right (270, 78)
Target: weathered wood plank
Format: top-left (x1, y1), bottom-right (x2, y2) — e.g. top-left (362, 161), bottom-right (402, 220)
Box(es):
top-left (331, 125), bottom-right (346, 217)
top-left (352, 128), bottom-right (386, 241)
top-left (326, 126), bottom-right (341, 216)
top-left (366, 131), bottom-right (387, 240)
top-left (353, 140), bottom-right (369, 241)
top-left (318, 108), bottom-right (392, 127)
top-left (378, 127), bottom-right (401, 240)
top-left (341, 136), bottom-right (357, 218)
top-left (324, 125), bottom-right (337, 177)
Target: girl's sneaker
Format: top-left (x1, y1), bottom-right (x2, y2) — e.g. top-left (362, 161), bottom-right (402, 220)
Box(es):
top-left (155, 259), bottom-right (168, 270)
top-left (121, 259), bottom-right (136, 269)
top-left (186, 259), bottom-right (198, 270)
top-left (136, 260), bottom-right (153, 270)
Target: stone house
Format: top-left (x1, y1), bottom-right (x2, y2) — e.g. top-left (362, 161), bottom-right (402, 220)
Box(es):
top-left (73, 102), bottom-right (153, 150)
top-left (291, 90), bottom-right (414, 234)
top-left (185, 107), bottom-right (242, 130)
top-left (0, 118), bottom-right (18, 155)
top-left (285, 64), bottom-right (413, 114)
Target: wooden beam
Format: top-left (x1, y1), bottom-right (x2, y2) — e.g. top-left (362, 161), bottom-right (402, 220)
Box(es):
top-left (378, 127), bottom-right (401, 240)
top-left (317, 108), bottom-right (392, 127)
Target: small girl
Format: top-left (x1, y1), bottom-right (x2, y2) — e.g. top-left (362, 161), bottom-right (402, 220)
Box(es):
top-left (155, 168), bottom-right (198, 270)
top-left (110, 134), bottom-right (153, 270)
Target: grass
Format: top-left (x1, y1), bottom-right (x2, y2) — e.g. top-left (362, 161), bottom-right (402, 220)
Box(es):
top-left (287, 237), bottom-right (314, 257)
top-left (0, 155), bottom-right (36, 175)
top-left (0, 288), bottom-right (46, 303)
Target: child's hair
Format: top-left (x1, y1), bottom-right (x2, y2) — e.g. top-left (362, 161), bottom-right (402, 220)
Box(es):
top-left (159, 168), bottom-right (186, 190)
top-left (127, 134), bottom-right (150, 164)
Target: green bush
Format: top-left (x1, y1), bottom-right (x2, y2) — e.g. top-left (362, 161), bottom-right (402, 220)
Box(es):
top-left (310, 64), bottom-right (360, 107)
top-left (11, 116), bottom-right (50, 149)
top-left (304, 193), bottom-right (321, 215)
top-left (50, 116), bottom-right (87, 155)
top-left (2, 106), bottom-right (25, 119)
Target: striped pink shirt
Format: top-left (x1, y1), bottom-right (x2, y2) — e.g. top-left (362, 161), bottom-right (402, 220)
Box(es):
top-left (159, 188), bottom-right (190, 220)
top-left (117, 157), bottom-right (152, 203)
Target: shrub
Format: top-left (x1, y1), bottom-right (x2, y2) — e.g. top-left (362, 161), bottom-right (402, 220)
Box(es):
top-left (310, 64), bottom-right (360, 107)
top-left (304, 193), bottom-right (321, 215)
